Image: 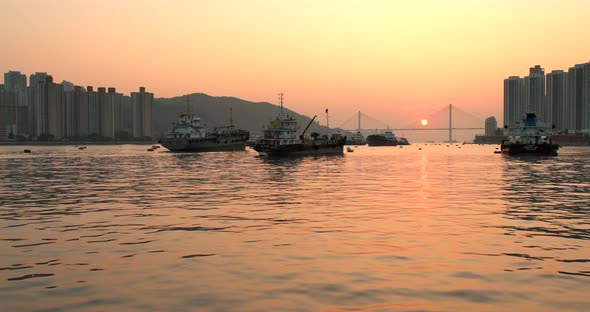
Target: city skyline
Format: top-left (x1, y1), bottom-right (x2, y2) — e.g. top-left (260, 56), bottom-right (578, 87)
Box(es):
top-left (2, 0), bottom-right (590, 127)
top-left (503, 61), bottom-right (590, 133)
top-left (0, 70), bottom-right (154, 141)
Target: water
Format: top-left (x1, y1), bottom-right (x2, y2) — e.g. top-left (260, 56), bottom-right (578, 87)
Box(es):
top-left (1, 144), bottom-right (589, 311)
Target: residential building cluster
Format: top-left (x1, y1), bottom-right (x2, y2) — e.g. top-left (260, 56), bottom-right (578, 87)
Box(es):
top-left (503, 62), bottom-right (590, 133)
top-left (0, 71), bottom-right (153, 141)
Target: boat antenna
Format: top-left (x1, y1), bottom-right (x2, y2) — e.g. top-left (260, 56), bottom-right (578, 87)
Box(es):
top-left (229, 106), bottom-right (233, 127)
top-left (279, 92), bottom-right (284, 118)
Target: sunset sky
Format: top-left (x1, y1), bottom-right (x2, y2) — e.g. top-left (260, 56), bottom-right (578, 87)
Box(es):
top-left (1, 0), bottom-right (589, 127)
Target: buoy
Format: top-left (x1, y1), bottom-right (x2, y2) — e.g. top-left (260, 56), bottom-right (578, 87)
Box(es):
top-left (23, 149), bottom-right (31, 153)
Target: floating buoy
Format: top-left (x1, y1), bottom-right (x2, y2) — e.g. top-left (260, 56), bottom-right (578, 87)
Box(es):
top-left (23, 149), bottom-right (31, 153)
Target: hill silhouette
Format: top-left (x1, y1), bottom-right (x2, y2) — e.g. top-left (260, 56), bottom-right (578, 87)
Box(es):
top-left (154, 93), bottom-right (349, 138)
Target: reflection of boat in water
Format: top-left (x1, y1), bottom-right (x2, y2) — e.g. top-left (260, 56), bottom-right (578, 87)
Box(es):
top-left (345, 111), bottom-right (366, 145)
top-left (366, 130), bottom-right (410, 146)
top-left (159, 98), bottom-right (249, 152)
top-left (253, 94), bottom-right (346, 157)
top-left (500, 113), bottom-right (558, 156)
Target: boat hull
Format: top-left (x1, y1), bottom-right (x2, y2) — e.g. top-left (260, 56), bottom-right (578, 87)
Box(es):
top-left (253, 142), bottom-right (344, 157)
top-left (159, 139), bottom-right (246, 152)
top-left (500, 142), bottom-right (559, 156)
top-left (366, 135), bottom-right (397, 146)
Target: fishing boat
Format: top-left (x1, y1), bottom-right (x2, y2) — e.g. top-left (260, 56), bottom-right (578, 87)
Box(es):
top-left (500, 113), bottom-right (558, 156)
top-left (252, 94), bottom-right (346, 157)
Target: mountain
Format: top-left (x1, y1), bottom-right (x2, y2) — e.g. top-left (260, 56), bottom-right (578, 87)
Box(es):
top-left (153, 93), bottom-right (349, 138)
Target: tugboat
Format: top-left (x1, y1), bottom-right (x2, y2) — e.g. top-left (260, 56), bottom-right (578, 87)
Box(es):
top-left (252, 94), bottom-right (346, 157)
top-left (159, 97), bottom-right (249, 152)
top-left (345, 111), bottom-right (366, 145)
top-left (500, 113), bottom-right (558, 156)
top-left (366, 130), bottom-right (410, 146)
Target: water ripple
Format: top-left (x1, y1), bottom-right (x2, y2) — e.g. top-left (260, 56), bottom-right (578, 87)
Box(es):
top-left (1, 144), bottom-right (589, 311)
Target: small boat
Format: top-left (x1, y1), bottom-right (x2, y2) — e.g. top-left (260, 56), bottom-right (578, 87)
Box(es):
top-left (346, 147), bottom-right (354, 152)
top-left (23, 149), bottom-right (31, 153)
top-left (500, 113), bottom-right (558, 156)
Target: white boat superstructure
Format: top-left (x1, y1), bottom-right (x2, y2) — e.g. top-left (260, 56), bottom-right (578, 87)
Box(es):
top-left (163, 113), bottom-right (207, 140)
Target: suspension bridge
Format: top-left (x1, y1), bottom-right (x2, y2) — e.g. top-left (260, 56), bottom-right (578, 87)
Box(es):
top-left (337, 104), bottom-right (485, 142)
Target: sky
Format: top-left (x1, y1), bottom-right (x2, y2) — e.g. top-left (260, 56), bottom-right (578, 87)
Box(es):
top-left (1, 0), bottom-right (589, 128)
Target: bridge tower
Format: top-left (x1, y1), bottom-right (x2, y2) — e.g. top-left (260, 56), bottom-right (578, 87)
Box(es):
top-left (449, 104), bottom-right (453, 143)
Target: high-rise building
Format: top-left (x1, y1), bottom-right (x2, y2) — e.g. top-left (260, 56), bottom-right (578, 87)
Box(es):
top-left (76, 87), bottom-right (90, 138)
top-left (97, 87), bottom-right (115, 138)
top-left (546, 70), bottom-right (568, 131)
top-left (27, 75), bottom-right (64, 139)
top-left (119, 95), bottom-right (133, 138)
top-left (485, 116), bottom-right (497, 136)
top-left (29, 72), bottom-right (49, 86)
top-left (87, 86), bottom-right (101, 136)
top-left (503, 76), bottom-right (523, 127)
top-left (105, 87), bottom-right (122, 139)
top-left (132, 87), bottom-right (154, 138)
top-left (567, 63), bottom-right (590, 132)
top-left (0, 72), bottom-right (28, 138)
top-left (47, 78), bottom-right (66, 140)
top-left (62, 81), bottom-right (75, 92)
top-left (4, 71), bottom-right (27, 91)
top-left (64, 85), bottom-right (87, 138)
top-left (523, 65), bottom-right (547, 123)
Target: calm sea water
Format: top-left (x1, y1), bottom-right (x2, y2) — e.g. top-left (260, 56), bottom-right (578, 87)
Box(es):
top-left (1, 144), bottom-right (589, 311)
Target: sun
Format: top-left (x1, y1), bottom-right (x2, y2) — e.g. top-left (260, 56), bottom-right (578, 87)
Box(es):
top-left (421, 119), bottom-right (428, 126)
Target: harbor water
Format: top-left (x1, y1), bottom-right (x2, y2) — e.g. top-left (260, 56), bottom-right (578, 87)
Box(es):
top-left (1, 144), bottom-right (589, 311)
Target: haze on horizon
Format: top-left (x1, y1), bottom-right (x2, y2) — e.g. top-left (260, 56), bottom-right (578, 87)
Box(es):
top-left (1, 0), bottom-right (589, 127)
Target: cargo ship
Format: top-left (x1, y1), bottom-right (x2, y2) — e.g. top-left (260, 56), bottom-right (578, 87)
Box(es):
top-left (159, 98), bottom-right (249, 152)
top-left (500, 113), bottom-right (558, 156)
top-left (366, 130), bottom-right (409, 146)
top-left (252, 94), bottom-right (346, 156)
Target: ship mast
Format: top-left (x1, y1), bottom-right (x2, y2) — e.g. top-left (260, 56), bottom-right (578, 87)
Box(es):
top-left (229, 107), bottom-right (233, 127)
top-left (278, 93), bottom-right (284, 119)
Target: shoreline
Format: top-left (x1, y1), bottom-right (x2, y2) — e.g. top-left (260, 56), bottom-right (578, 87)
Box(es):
top-left (0, 141), bottom-right (158, 146)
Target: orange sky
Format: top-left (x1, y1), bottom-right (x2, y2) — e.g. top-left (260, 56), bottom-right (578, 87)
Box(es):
top-left (1, 0), bottom-right (589, 127)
